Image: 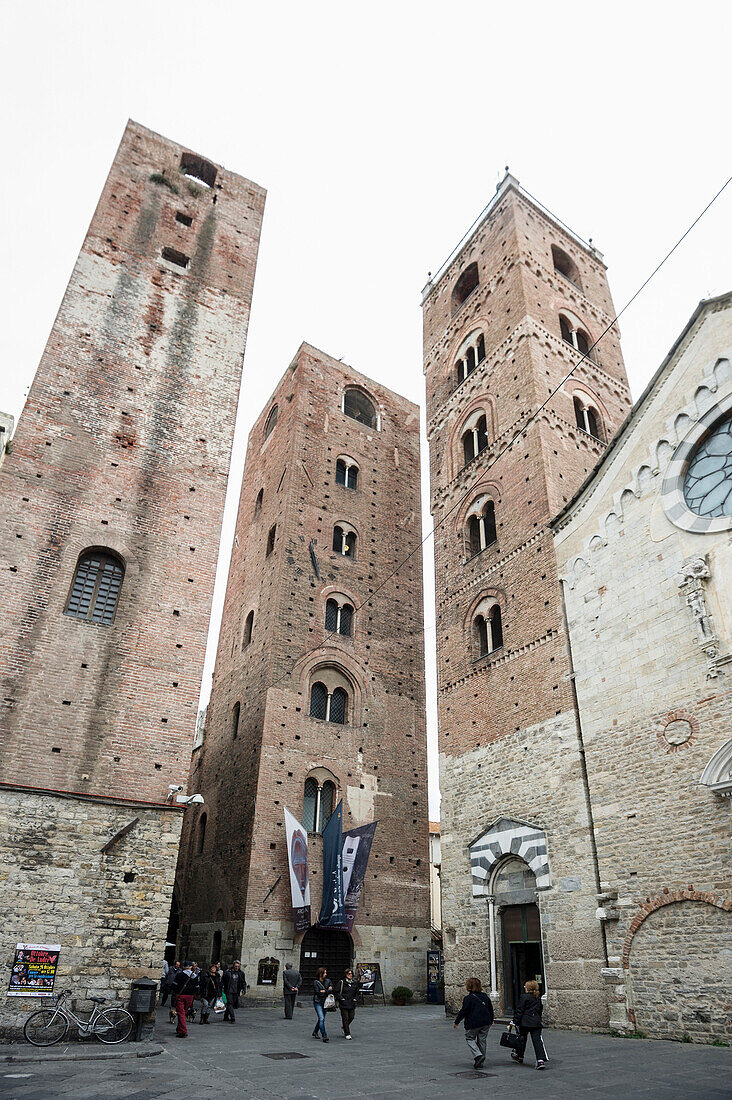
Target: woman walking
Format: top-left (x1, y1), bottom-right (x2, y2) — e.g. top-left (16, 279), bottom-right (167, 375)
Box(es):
top-left (511, 979), bottom-right (547, 1069)
top-left (336, 967), bottom-right (359, 1039)
top-left (453, 977), bottom-right (494, 1068)
top-left (312, 967), bottom-right (333, 1043)
top-left (198, 963), bottom-right (222, 1025)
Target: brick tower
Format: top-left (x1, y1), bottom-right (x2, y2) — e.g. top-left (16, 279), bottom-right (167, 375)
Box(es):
top-left (0, 121), bottom-right (264, 1025)
top-left (423, 174), bottom-right (631, 1026)
top-left (175, 344), bottom-right (430, 995)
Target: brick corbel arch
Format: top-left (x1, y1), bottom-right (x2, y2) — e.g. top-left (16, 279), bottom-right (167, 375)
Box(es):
top-left (622, 887), bottom-right (732, 969)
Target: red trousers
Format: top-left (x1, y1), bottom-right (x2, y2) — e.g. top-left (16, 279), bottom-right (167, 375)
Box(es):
top-left (175, 994), bottom-right (194, 1036)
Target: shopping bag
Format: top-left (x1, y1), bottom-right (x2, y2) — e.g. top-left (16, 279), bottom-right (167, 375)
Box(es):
top-left (324, 993), bottom-right (336, 1011)
top-left (499, 1022), bottom-right (522, 1050)
top-left (213, 997), bottom-right (226, 1013)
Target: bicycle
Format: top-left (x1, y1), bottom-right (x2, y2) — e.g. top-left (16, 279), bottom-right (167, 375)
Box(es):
top-left (23, 989), bottom-right (134, 1046)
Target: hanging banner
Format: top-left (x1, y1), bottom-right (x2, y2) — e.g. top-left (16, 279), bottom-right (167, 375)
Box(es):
top-left (284, 807), bottom-right (311, 934)
top-left (318, 800), bottom-right (345, 927)
top-left (340, 822), bottom-right (377, 933)
top-left (7, 944), bottom-right (61, 997)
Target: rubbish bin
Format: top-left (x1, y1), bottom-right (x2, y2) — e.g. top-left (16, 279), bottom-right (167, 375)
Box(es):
top-left (129, 977), bottom-right (158, 1041)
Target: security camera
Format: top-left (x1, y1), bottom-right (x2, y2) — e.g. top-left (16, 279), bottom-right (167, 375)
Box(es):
top-left (175, 793), bottom-right (205, 806)
top-left (168, 784), bottom-right (184, 793)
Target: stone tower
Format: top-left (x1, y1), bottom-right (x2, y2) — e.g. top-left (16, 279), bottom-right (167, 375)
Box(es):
top-left (423, 174), bottom-right (631, 1026)
top-left (175, 344), bottom-right (430, 995)
top-left (0, 121), bottom-right (264, 1025)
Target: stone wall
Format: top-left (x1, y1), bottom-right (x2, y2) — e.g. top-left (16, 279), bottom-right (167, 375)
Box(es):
top-left (0, 789), bottom-right (182, 1036)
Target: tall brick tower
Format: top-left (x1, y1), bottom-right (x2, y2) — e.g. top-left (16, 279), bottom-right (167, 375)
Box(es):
top-left (423, 174), bottom-right (631, 1026)
top-left (0, 121), bottom-right (264, 1024)
top-left (175, 344), bottom-right (430, 995)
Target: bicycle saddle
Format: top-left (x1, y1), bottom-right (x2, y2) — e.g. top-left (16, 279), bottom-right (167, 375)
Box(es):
top-left (89, 996), bottom-right (106, 1003)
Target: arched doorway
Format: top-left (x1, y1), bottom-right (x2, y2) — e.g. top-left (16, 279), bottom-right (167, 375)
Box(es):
top-left (165, 894), bottom-right (180, 964)
top-left (211, 930), bottom-right (222, 965)
top-left (494, 858), bottom-right (545, 1017)
top-left (299, 927), bottom-right (353, 993)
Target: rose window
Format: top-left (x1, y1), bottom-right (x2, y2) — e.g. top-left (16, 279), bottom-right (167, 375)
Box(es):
top-left (683, 414), bottom-right (732, 518)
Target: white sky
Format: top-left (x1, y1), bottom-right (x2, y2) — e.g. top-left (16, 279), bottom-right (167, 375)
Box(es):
top-left (2, 2), bottom-right (730, 819)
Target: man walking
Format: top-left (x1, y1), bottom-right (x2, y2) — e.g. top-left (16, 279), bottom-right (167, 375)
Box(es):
top-left (223, 960), bottom-right (247, 1024)
top-left (172, 962), bottom-right (198, 1039)
top-left (282, 962), bottom-right (302, 1019)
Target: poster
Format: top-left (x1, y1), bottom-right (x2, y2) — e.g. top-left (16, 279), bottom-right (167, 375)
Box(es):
top-left (284, 807), bottom-right (311, 934)
top-left (318, 799), bottom-right (345, 927)
top-left (339, 822), bottom-right (377, 933)
top-left (7, 944), bottom-right (60, 997)
top-left (355, 961), bottom-right (384, 1000)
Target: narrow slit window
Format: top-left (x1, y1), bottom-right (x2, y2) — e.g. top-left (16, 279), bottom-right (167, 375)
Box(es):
top-left (162, 246), bottom-right (190, 269)
top-left (175, 212), bottom-right (193, 227)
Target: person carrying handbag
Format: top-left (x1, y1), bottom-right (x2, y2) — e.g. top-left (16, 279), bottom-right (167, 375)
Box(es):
top-left (171, 962), bottom-right (197, 1039)
top-left (312, 967), bottom-right (333, 1043)
top-left (453, 977), bottom-right (494, 1068)
top-left (511, 980), bottom-right (547, 1069)
top-left (198, 963), bottom-right (222, 1025)
top-left (336, 968), bottom-right (360, 1039)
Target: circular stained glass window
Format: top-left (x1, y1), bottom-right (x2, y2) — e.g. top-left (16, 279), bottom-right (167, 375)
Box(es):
top-left (683, 414), bottom-right (732, 518)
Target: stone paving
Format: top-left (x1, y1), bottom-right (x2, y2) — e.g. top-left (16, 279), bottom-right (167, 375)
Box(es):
top-left (0, 1004), bottom-right (729, 1099)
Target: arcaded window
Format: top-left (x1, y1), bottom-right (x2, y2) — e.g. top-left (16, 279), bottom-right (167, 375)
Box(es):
top-left (242, 610), bottom-right (254, 648)
top-left (455, 330), bottom-right (486, 386)
top-left (264, 405), bottom-right (278, 440)
top-left (560, 314), bottom-right (592, 359)
top-left (462, 414), bottom-right (489, 466)
top-left (309, 669), bottom-right (351, 724)
top-left (551, 245), bottom-right (582, 291)
top-left (333, 523), bottom-right (357, 558)
top-left (266, 524), bottom-right (276, 556)
top-left (232, 701), bottom-right (241, 740)
top-left (474, 603), bottom-right (503, 657)
top-left (197, 812), bottom-right (207, 855)
top-left (452, 262), bottom-right (479, 315)
top-left (65, 549), bottom-right (124, 625)
top-left (254, 488), bottom-right (263, 516)
top-left (343, 388), bottom-right (378, 429)
top-left (573, 395), bottom-right (603, 441)
top-left (336, 456), bottom-right (359, 489)
top-left (302, 771), bottom-right (337, 833)
top-left (467, 500), bottom-right (497, 558)
top-left (325, 597), bottom-right (353, 636)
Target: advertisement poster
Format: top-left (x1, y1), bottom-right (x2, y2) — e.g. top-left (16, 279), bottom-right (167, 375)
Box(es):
top-left (355, 962), bottom-right (385, 1003)
top-left (340, 821), bottom-right (377, 933)
top-left (7, 944), bottom-right (60, 997)
top-left (284, 807), bottom-right (311, 934)
top-left (318, 799), bottom-right (345, 927)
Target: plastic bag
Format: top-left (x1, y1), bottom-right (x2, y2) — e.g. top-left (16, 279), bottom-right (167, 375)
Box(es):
top-left (213, 997), bottom-right (225, 1013)
top-left (324, 993), bottom-right (336, 1011)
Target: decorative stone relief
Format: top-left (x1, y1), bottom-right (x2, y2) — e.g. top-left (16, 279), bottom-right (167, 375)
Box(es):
top-left (674, 555), bottom-right (721, 679)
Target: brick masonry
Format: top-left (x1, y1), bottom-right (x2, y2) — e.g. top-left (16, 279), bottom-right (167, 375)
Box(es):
top-left (174, 345), bottom-right (431, 996)
top-left (0, 121), bottom-right (264, 1028)
top-left (423, 175), bottom-right (632, 1025)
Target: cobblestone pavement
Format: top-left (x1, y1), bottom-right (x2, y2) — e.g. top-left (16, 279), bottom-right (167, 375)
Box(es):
top-left (0, 1004), bottom-right (729, 1099)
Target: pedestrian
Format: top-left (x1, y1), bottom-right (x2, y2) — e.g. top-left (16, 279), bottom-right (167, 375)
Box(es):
top-left (511, 979), bottom-right (547, 1069)
top-left (198, 963), bottom-right (222, 1025)
top-left (222, 960), bottom-right (247, 1023)
top-left (453, 976), bottom-right (495, 1068)
top-left (336, 967), bottom-right (359, 1040)
top-left (282, 962), bottom-right (302, 1020)
top-left (161, 960), bottom-right (180, 1006)
top-left (172, 962), bottom-right (198, 1039)
top-left (312, 967), bottom-right (333, 1043)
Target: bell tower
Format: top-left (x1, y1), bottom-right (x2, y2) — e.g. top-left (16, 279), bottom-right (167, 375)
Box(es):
top-left (423, 174), bottom-right (631, 1025)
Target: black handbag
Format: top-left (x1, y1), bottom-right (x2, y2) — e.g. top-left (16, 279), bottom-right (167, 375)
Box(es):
top-left (499, 1022), bottom-right (522, 1050)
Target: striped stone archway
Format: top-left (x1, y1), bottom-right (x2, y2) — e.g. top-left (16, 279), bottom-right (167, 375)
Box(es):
top-left (470, 817), bottom-right (550, 896)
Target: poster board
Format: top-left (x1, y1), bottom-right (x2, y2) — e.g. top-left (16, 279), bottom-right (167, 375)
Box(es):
top-left (355, 962), bottom-right (385, 1005)
top-left (7, 944), bottom-right (60, 997)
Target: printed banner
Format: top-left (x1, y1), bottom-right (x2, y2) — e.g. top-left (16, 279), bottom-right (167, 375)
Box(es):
top-left (318, 799), bottom-right (346, 927)
top-left (284, 807), bottom-right (311, 934)
top-left (340, 821), bottom-right (377, 933)
top-left (7, 944), bottom-right (60, 997)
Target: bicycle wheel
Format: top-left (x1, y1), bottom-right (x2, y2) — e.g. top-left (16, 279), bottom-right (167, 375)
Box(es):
top-left (95, 1007), bottom-right (134, 1044)
top-left (23, 1009), bottom-right (69, 1047)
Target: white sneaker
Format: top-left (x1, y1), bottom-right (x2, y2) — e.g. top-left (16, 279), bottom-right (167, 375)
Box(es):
top-left (346, 1034), bottom-right (353, 1039)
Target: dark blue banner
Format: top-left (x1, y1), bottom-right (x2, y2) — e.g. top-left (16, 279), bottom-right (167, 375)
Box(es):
top-left (318, 800), bottom-right (345, 926)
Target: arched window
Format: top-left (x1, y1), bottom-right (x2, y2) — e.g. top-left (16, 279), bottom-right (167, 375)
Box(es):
top-left (474, 601), bottom-right (503, 658)
top-left (232, 701), bottom-right (241, 739)
top-left (455, 330), bottom-right (486, 387)
top-left (452, 262), bottom-right (479, 315)
top-left (65, 549), bottom-right (124, 625)
top-left (333, 523), bottom-right (357, 558)
top-left (309, 669), bottom-right (351, 724)
top-left (302, 771), bottom-right (338, 834)
top-left (242, 610), bottom-right (254, 648)
top-left (343, 388), bottom-right (378, 429)
top-left (254, 488), bottom-right (263, 516)
top-left (467, 500), bottom-right (497, 558)
top-left (573, 395), bottom-right (603, 441)
top-left (551, 245), bottom-right (583, 291)
top-left (462, 414), bottom-right (489, 466)
top-left (197, 812), bottom-right (207, 855)
top-left (325, 597), bottom-right (353, 636)
top-left (266, 524), bottom-right (276, 556)
top-left (264, 405), bottom-right (278, 440)
top-left (335, 457), bottom-right (359, 490)
top-left (560, 313), bottom-right (593, 360)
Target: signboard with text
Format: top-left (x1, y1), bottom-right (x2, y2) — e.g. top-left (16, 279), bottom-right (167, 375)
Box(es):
top-left (7, 944), bottom-right (60, 997)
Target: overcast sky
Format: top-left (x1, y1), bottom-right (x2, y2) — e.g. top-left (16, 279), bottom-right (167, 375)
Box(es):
top-left (2, 2), bottom-right (730, 818)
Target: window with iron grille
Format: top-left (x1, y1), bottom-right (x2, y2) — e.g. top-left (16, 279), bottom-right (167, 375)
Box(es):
top-left (329, 687), bottom-right (348, 724)
top-left (325, 598), bottom-right (353, 636)
top-left (309, 681), bottom-right (328, 720)
top-left (65, 550), bottom-right (124, 625)
top-left (325, 599), bottom-right (339, 633)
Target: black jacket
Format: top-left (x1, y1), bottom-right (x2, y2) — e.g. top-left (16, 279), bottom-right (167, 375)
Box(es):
top-left (199, 971), bottom-right (222, 1001)
top-left (172, 969), bottom-right (198, 998)
top-left (313, 978), bottom-right (333, 1003)
top-left (336, 978), bottom-right (359, 1010)
top-left (514, 993), bottom-right (543, 1028)
top-left (223, 968), bottom-right (247, 1000)
top-left (283, 967), bottom-right (302, 993)
top-left (454, 991), bottom-right (494, 1030)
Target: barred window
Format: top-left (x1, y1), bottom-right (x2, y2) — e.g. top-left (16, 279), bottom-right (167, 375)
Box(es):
top-left (343, 388), bottom-right (378, 429)
top-left (309, 681), bottom-right (328, 720)
top-left (65, 550), bottom-right (124, 625)
top-left (309, 678), bottom-right (349, 724)
top-left (303, 774), bottom-right (337, 833)
top-left (329, 687), bottom-right (348, 724)
top-left (325, 597), bottom-right (353, 636)
top-left (325, 598), bottom-right (339, 633)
